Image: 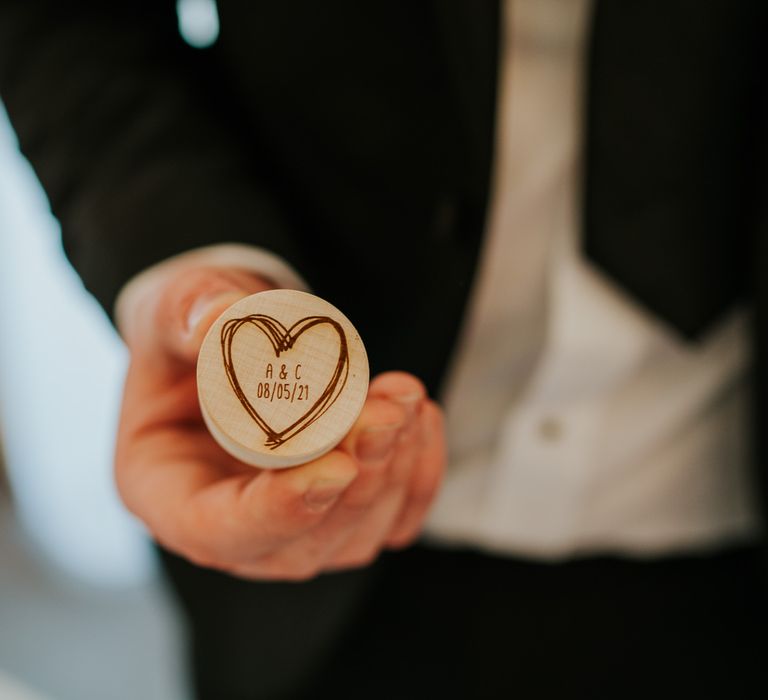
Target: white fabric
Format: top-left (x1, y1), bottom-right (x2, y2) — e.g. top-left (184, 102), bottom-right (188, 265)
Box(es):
top-left (423, 0), bottom-right (760, 557)
top-left (114, 0), bottom-right (762, 558)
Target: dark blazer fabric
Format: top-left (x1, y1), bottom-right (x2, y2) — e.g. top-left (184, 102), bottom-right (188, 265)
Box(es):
top-left (1, 0), bottom-right (767, 695)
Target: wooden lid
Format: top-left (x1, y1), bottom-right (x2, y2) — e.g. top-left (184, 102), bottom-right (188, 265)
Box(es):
top-left (197, 289), bottom-right (369, 468)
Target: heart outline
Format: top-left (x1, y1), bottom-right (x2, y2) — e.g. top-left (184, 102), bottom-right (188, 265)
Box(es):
top-left (220, 314), bottom-right (349, 450)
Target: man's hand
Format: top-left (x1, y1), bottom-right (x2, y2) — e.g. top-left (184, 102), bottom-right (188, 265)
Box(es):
top-left (115, 265), bottom-right (446, 580)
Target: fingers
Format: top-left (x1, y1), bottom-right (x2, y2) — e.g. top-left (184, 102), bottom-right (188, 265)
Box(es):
top-left (119, 427), bottom-right (360, 569)
top-left (334, 372), bottom-right (426, 508)
top-left (214, 381), bottom-right (443, 574)
top-left (254, 383), bottom-right (435, 577)
top-left (118, 338), bottom-right (445, 579)
top-left (368, 370), bottom-right (427, 410)
top-left (363, 371), bottom-right (427, 485)
top-left (117, 378), bottom-right (414, 570)
top-left (385, 400), bottom-right (446, 549)
top-left (322, 403), bottom-right (424, 570)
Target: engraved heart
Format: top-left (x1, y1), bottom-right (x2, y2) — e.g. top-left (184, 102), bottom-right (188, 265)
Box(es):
top-left (221, 314), bottom-right (349, 450)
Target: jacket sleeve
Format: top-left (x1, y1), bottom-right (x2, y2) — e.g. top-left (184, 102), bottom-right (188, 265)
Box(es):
top-left (0, 0), bottom-right (308, 318)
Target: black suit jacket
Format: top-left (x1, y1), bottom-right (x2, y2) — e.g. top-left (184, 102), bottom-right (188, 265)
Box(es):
top-left (1, 1), bottom-right (767, 695)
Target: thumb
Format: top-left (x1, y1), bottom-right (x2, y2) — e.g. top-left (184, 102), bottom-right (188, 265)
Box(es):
top-left (165, 266), bottom-right (275, 364)
top-left (128, 265), bottom-right (274, 366)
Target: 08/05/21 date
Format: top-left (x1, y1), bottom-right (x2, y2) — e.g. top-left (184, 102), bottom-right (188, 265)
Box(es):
top-left (255, 382), bottom-right (310, 402)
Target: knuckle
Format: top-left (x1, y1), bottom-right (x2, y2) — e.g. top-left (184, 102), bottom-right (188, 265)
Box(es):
top-left (339, 467), bottom-right (387, 508)
top-left (262, 476), bottom-right (322, 527)
top-left (388, 452), bottom-right (417, 488)
top-left (183, 549), bottom-right (221, 571)
top-left (360, 397), bottom-right (408, 430)
top-left (387, 531), bottom-right (418, 550)
top-left (283, 491), bottom-right (325, 523)
top-left (322, 450), bottom-right (359, 480)
top-left (290, 565), bottom-right (323, 582)
top-left (114, 478), bottom-right (141, 520)
top-left (263, 471), bottom-right (303, 506)
top-left (174, 539), bottom-right (229, 572)
top-left (423, 399), bottom-right (446, 431)
top-left (172, 507), bottom-right (245, 570)
top-left (339, 484), bottom-right (383, 512)
top-left (331, 546), bottom-right (380, 571)
top-left (411, 478), bottom-right (440, 507)
top-left (335, 497), bottom-right (369, 516)
top-left (371, 371), bottom-right (427, 398)
top-left (271, 562), bottom-right (321, 582)
top-left (256, 551), bottom-right (323, 582)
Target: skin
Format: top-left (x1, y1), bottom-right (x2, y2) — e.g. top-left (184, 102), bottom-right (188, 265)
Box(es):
top-left (115, 265), bottom-right (447, 581)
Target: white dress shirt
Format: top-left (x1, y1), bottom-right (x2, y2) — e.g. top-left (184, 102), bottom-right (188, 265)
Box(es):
top-left (117, 0), bottom-right (762, 559)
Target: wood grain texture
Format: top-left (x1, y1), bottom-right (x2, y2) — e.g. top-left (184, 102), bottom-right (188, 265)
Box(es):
top-left (197, 290), bottom-right (369, 468)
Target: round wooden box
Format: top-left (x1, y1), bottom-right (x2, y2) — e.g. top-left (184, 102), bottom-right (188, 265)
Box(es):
top-left (197, 289), bottom-right (369, 468)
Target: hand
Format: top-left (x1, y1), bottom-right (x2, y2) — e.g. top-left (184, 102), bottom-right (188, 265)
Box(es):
top-left (115, 265), bottom-right (446, 580)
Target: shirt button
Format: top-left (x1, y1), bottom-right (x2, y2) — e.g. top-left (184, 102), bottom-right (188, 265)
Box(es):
top-left (538, 416), bottom-right (563, 442)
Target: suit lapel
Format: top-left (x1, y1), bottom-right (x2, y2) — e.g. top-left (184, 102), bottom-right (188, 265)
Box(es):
top-left (583, 0), bottom-right (764, 339)
top-left (433, 0), bottom-right (762, 341)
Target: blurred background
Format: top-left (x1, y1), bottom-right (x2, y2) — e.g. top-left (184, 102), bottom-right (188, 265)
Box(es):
top-left (0, 3), bottom-right (221, 698)
top-left (0, 101), bottom-right (185, 700)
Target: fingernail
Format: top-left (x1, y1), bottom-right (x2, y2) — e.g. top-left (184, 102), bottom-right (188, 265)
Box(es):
top-left (304, 476), bottom-right (355, 512)
top-left (185, 291), bottom-right (243, 336)
top-left (356, 423), bottom-right (401, 464)
top-left (392, 392), bottom-right (422, 420)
